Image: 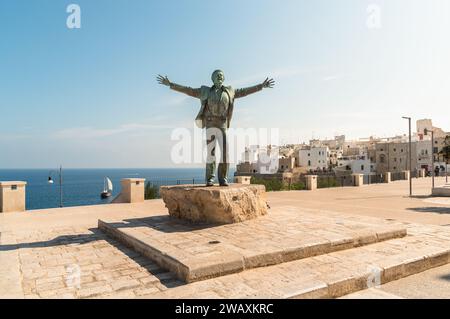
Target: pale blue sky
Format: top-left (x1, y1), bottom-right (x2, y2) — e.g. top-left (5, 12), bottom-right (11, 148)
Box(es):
top-left (1, 0), bottom-right (450, 168)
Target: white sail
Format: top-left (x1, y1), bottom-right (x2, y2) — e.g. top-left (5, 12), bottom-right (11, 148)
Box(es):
top-left (106, 178), bottom-right (113, 192)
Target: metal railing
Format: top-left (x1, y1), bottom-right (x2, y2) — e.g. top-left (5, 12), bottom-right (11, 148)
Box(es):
top-left (363, 174), bottom-right (384, 185)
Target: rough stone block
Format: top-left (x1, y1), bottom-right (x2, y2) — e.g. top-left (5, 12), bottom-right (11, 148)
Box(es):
top-left (160, 184), bottom-right (268, 224)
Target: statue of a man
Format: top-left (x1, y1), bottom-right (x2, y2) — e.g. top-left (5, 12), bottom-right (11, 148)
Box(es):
top-left (157, 70), bottom-right (275, 187)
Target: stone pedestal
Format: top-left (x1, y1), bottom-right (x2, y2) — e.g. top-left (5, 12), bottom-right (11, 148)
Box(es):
top-left (306, 175), bottom-right (317, 190)
top-left (112, 178), bottom-right (145, 204)
top-left (352, 174), bottom-right (364, 187)
top-left (0, 181), bottom-right (27, 213)
top-left (160, 184), bottom-right (268, 224)
top-left (383, 172), bottom-right (392, 183)
top-left (402, 170), bottom-right (410, 181)
top-left (234, 176), bottom-right (251, 185)
top-left (417, 169), bottom-right (426, 178)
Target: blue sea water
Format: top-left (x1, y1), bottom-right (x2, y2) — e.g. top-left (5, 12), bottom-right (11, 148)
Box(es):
top-left (0, 168), bottom-right (236, 210)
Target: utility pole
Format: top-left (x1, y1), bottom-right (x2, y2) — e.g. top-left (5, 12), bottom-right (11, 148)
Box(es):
top-left (446, 159), bottom-right (448, 184)
top-left (432, 130), bottom-right (435, 189)
top-left (425, 128), bottom-right (435, 189)
top-left (402, 117), bottom-right (412, 197)
top-left (59, 165), bottom-right (63, 208)
top-left (48, 166), bottom-right (63, 208)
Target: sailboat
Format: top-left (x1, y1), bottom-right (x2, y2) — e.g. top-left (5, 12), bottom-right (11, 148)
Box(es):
top-left (101, 177), bottom-right (113, 199)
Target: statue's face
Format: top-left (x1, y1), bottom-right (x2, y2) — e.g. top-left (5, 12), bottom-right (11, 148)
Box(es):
top-left (212, 71), bottom-right (225, 87)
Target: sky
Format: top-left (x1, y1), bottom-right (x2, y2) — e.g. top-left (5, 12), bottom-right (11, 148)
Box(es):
top-left (1, 0), bottom-right (450, 168)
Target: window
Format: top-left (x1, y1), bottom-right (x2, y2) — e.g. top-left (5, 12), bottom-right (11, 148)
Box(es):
top-left (308, 160), bottom-right (311, 166)
top-left (393, 148), bottom-right (397, 152)
top-left (361, 165), bottom-right (365, 171)
top-left (380, 155), bottom-right (386, 163)
top-left (401, 149), bottom-right (404, 153)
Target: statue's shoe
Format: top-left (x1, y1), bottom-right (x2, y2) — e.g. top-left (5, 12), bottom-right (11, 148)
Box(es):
top-left (206, 182), bottom-right (214, 187)
top-left (219, 182), bottom-right (229, 187)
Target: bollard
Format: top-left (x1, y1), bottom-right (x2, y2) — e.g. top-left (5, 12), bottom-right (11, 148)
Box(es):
top-left (112, 178), bottom-right (145, 203)
top-left (352, 174), bottom-right (364, 187)
top-left (306, 175), bottom-right (317, 191)
top-left (234, 176), bottom-right (251, 185)
top-left (0, 181), bottom-right (27, 213)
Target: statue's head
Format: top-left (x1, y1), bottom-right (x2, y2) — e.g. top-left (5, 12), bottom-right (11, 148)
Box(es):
top-left (211, 70), bottom-right (225, 88)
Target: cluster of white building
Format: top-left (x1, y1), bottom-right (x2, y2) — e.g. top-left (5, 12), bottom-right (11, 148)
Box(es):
top-left (236, 119), bottom-right (450, 177)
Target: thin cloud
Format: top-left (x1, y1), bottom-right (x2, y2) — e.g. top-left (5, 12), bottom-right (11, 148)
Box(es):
top-left (230, 66), bottom-right (325, 87)
top-left (322, 74), bottom-right (345, 82)
top-left (52, 122), bottom-right (176, 139)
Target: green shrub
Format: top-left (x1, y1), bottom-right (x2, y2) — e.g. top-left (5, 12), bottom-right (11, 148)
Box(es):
top-left (289, 182), bottom-right (306, 190)
top-left (317, 177), bottom-right (339, 189)
top-left (250, 177), bottom-right (286, 191)
top-left (145, 182), bottom-right (160, 199)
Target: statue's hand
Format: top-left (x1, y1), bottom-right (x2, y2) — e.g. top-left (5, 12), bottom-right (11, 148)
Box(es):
top-left (157, 74), bottom-right (171, 86)
top-left (262, 77), bottom-right (275, 88)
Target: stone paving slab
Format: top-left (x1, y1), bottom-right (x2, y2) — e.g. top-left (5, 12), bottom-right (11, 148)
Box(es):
top-left (1, 208), bottom-right (449, 299)
top-left (339, 288), bottom-right (403, 299)
top-left (143, 224), bottom-right (450, 299)
top-left (0, 227), bottom-right (181, 299)
top-left (99, 209), bottom-right (407, 283)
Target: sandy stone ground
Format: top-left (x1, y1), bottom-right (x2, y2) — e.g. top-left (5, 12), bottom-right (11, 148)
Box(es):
top-left (1, 177), bottom-right (449, 299)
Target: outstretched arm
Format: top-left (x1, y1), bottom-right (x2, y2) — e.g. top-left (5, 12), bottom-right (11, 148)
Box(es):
top-left (235, 77), bottom-right (275, 99)
top-left (157, 75), bottom-right (201, 98)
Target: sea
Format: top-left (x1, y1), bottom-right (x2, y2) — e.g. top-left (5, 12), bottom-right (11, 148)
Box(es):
top-left (0, 168), bottom-right (236, 211)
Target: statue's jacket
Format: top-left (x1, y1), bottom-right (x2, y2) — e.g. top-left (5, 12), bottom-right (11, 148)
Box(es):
top-left (169, 83), bottom-right (263, 129)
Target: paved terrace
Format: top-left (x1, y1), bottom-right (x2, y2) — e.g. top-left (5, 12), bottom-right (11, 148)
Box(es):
top-left (1, 177), bottom-right (449, 299)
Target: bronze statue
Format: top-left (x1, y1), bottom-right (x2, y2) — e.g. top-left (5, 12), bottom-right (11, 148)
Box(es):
top-left (157, 70), bottom-right (274, 186)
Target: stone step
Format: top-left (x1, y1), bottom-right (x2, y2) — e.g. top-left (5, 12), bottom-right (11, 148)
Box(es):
top-left (432, 183), bottom-right (450, 196)
top-left (99, 211), bottom-right (407, 283)
top-left (142, 229), bottom-right (450, 299)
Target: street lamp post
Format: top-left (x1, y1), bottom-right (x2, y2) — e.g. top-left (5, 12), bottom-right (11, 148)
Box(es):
top-left (440, 147), bottom-right (448, 184)
top-left (431, 130), bottom-right (435, 189)
top-left (425, 128), bottom-right (435, 190)
top-left (48, 166), bottom-right (63, 208)
top-left (402, 117), bottom-right (412, 197)
top-left (447, 157), bottom-right (448, 184)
